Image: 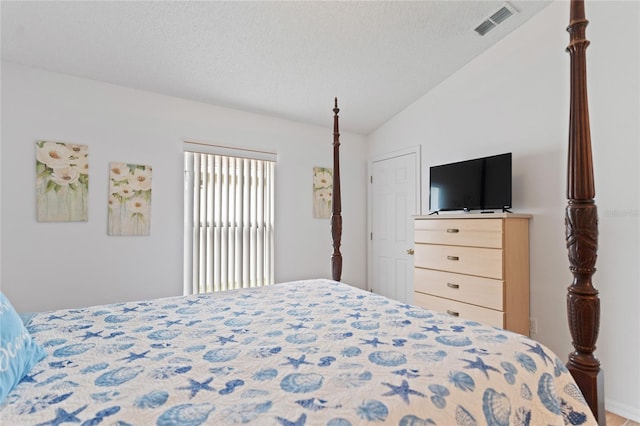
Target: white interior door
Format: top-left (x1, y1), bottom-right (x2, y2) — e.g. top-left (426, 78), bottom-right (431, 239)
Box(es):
top-left (369, 150), bottom-right (419, 303)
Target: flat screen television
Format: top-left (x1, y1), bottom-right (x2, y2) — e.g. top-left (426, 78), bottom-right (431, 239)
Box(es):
top-left (429, 152), bottom-right (512, 213)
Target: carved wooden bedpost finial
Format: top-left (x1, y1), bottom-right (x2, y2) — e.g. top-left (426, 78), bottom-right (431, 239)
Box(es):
top-left (331, 98), bottom-right (343, 282)
top-left (565, 1), bottom-right (604, 423)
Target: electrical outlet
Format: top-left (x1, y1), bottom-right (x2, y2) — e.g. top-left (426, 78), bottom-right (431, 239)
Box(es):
top-left (529, 318), bottom-right (538, 336)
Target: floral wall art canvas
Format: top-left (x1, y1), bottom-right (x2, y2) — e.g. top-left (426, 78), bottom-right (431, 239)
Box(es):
top-left (36, 141), bottom-right (89, 222)
top-left (313, 166), bottom-right (333, 219)
top-left (108, 162), bottom-right (152, 236)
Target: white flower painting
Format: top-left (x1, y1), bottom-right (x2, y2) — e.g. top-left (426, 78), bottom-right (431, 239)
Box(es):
top-left (36, 141), bottom-right (89, 222)
top-left (108, 162), bottom-right (152, 236)
top-left (313, 166), bottom-right (333, 219)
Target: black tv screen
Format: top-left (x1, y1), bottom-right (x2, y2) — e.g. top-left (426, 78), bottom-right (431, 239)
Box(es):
top-left (429, 153), bottom-right (512, 212)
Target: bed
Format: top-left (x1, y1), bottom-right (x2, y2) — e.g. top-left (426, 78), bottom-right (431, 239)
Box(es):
top-left (0, 0), bottom-right (602, 424)
top-left (2, 279), bottom-right (595, 425)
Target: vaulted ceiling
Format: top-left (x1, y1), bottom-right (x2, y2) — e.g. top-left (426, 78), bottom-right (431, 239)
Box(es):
top-left (1, 1), bottom-right (552, 134)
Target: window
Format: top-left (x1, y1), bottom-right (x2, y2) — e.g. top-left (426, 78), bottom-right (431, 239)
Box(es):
top-left (183, 142), bottom-right (276, 294)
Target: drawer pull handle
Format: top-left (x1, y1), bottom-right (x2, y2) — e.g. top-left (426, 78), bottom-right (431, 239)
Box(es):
top-left (446, 228), bottom-right (459, 233)
top-left (446, 310), bottom-right (459, 317)
top-left (447, 255), bottom-right (459, 261)
top-left (447, 283), bottom-right (460, 289)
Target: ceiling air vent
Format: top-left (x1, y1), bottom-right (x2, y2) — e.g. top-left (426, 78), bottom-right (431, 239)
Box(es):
top-left (474, 20), bottom-right (496, 36)
top-left (490, 6), bottom-right (513, 24)
top-left (474, 3), bottom-right (517, 36)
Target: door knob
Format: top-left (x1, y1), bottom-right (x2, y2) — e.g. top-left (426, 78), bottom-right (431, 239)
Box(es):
top-left (406, 248), bottom-right (414, 255)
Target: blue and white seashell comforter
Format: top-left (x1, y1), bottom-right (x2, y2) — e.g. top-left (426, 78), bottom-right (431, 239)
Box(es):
top-left (1, 279), bottom-right (596, 425)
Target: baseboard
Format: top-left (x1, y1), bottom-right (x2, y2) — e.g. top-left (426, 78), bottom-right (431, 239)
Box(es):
top-left (606, 398), bottom-right (640, 423)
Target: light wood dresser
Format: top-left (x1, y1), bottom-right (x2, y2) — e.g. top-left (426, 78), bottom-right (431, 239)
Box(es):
top-left (413, 213), bottom-right (531, 335)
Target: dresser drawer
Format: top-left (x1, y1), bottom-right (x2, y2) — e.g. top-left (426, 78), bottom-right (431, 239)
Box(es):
top-left (414, 244), bottom-right (503, 279)
top-left (413, 292), bottom-right (504, 328)
top-left (415, 219), bottom-right (503, 248)
top-left (414, 268), bottom-right (504, 310)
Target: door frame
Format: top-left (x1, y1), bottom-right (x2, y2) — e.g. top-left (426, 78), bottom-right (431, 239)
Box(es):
top-left (366, 146), bottom-right (422, 292)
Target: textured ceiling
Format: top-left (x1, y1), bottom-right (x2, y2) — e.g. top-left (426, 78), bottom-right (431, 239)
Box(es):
top-left (1, 1), bottom-right (551, 135)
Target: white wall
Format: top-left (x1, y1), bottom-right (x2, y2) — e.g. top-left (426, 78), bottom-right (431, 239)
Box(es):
top-left (367, 0), bottom-right (639, 420)
top-left (0, 62), bottom-right (368, 313)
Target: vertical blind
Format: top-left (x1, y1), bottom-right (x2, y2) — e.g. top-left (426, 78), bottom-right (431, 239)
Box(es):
top-left (184, 148), bottom-right (275, 294)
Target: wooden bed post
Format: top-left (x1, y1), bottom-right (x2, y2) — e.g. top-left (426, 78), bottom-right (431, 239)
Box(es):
top-left (565, 1), bottom-right (604, 423)
top-left (331, 98), bottom-right (343, 282)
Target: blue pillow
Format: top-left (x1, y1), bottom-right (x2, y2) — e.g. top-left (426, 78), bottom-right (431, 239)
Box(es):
top-left (0, 292), bottom-right (47, 404)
